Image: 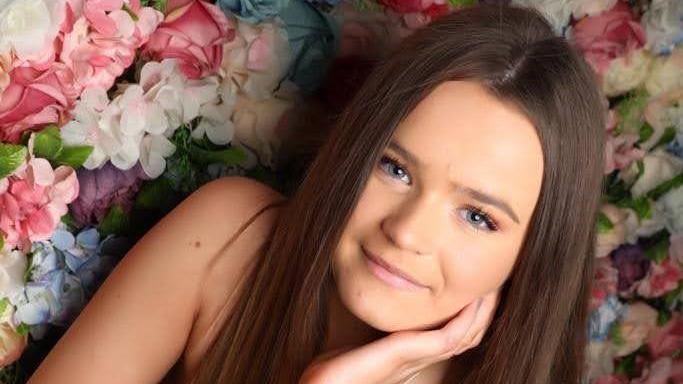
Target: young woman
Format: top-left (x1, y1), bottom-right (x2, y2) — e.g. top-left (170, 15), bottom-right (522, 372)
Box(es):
top-left (28, 3), bottom-right (606, 384)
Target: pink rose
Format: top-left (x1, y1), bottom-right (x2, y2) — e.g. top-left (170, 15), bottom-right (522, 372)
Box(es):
top-left (142, 0), bottom-right (234, 79)
top-left (573, 1), bottom-right (646, 75)
top-left (0, 158), bottom-right (79, 251)
top-left (631, 357), bottom-right (683, 384)
top-left (594, 375), bottom-right (628, 384)
top-left (0, 65), bottom-right (77, 143)
top-left (636, 258), bottom-right (683, 298)
top-left (647, 316), bottom-right (683, 360)
top-left (379, 0), bottom-right (433, 14)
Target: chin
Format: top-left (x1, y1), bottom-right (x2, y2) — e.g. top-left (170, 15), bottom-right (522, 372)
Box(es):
top-left (336, 279), bottom-right (448, 333)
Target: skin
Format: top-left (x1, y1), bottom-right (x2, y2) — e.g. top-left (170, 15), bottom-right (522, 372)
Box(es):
top-left (317, 80), bottom-right (545, 382)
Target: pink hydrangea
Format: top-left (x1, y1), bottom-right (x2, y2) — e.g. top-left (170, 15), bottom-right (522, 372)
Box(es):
top-left (142, 0), bottom-right (234, 79)
top-left (604, 109), bottom-right (646, 175)
top-left (59, 0), bottom-right (163, 92)
top-left (0, 158), bottom-right (79, 252)
top-left (573, 1), bottom-right (646, 75)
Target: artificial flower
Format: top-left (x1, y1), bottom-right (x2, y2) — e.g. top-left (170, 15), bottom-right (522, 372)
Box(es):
top-left (511, 0), bottom-right (572, 35)
top-left (629, 149), bottom-right (683, 198)
top-left (645, 47), bottom-right (683, 97)
top-left (641, 0), bottom-right (683, 56)
top-left (601, 49), bottom-right (653, 97)
top-left (60, 1), bottom-right (163, 92)
top-left (643, 88), bottom-right (682, 152)
top-left (614, 301), bottom-right (658, 356)
top-left (0, 303), bottom-right (26, 368)
top-left (647, 315), bottom-right (683, 360)
top-left (610, 244), bottom-right (651, 293)
top-left (0, 65), bottom-right (77, 143)
top-left (636, 257), bottom-right (683, 298)
top-left (589, 294), bottom-right (624, 341)
top-left (571, 0), bottom-right (617, 19)
top-left (573, 1), bottom-right (646, 76)
top-left (596, 204), bottom-right (630, 258)
top-left (0, 154), bottom-right (79, 251)
top-left (70, 163), bottom-right (147, 227)
top-left (218, 0), bottom-right (290, 23)
top-left (630, 356), bottom-right (683, 384)
top-left (143, 0), bottom-right (234, 79)
top-left (0, 249), bottom-right (27, 304)
top-left (656, 185), bottom-right (683, 235)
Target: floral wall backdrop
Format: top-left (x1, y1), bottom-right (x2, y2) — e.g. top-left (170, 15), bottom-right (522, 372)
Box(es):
top-left (0, 0), bottom-right (681, 382)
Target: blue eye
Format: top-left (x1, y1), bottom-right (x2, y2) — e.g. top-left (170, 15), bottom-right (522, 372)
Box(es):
top-left (379, 155), bottom-right (412, 185)
top-left (457, 205), bottom-right (499, 232)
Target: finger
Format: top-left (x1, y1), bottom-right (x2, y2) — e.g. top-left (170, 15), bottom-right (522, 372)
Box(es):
top-left (450, 290), bottom-right (500, 355)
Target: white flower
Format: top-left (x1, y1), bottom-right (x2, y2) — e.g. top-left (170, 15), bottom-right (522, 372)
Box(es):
top-left (602, 49), bottom-right (654, 97)
top-left (511, 0), bottom-right (572, 35)
top-left (614, 302), bottom-right (658, 357)
top-left (585, 341), bottom-right (617, 380)
top-left (641, 0), bottom-right (683, 56)
top-left (220, 17), bottom-right (291, 101)
top-left (629, 149), bottom-right (683, 198)
top-left (194, 102), bottom-right (235, 145)
top-left (596, 204), bottom-right (629, 258)
top-left (232, 92), bottom-right (296, 167)
top-left (571, 0), bottom-right (617, 19)
top-left (656, 185), bottom-right (683, 235)
top-left (62, 60), bottom-right (223, 178)
top-left (622, 203), bottom-right (667, 243)
top-left (644, 88), bottom-right (683, 151)
top-left (0, 0), bottom-right (66, 63)
top-left (0, 249), bottom-right (27, 305)
top-left (139, 134), bottom-right (175, 179)
top-left (645, 47), bottom-right (683, 97)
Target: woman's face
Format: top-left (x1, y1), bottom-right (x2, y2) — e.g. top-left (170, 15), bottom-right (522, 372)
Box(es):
top-left (332, 81), bottom-right (545, 332)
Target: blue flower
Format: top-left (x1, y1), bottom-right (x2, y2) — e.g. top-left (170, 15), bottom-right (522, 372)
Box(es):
top-left (588, 295), bottom-right (624, 341)
top-left (218, 0), bottom-right (290, 24)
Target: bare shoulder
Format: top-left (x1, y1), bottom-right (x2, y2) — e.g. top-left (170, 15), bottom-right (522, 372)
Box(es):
top-left (28, 176), bottom-right (285, 384)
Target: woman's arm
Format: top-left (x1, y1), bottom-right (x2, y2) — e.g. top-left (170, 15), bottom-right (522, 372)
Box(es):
top-left (27, 176), bottom-right (284, 384)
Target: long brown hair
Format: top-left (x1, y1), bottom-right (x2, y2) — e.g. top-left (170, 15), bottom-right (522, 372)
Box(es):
top-left (193, 4), bottom-right (606, 384)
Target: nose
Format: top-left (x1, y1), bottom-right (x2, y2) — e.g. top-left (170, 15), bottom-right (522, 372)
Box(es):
top-left (380, 194), bottom-right (444, 256)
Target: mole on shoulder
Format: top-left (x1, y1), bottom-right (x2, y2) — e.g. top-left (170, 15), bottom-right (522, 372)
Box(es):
top-left (194, 240), bottom-right (201, 248)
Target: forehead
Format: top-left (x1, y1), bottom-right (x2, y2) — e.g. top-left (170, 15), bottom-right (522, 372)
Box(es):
top-left (392, 81), bottom-right (544, 217)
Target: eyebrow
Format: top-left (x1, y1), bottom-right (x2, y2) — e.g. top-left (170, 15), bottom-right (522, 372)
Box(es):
top-left (387, 141), bottom-right (520, 224)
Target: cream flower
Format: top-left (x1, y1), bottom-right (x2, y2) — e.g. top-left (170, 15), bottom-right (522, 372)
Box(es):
top-left (0, 249), bottom-right (27, 305)
top-left (571, 0), bottom-right (617, 19)
top-left (629, 149), bottom-right (683, 198)
top-left (656, 186), bottom-right (683, 235)
top-left (0, 0), bottom-right (66, 65)
top-left (645, 47), bottom-right (683, 97)
top-left (615, 302), bottom-right (659, 357)
top-left (602, 49), bottom-right (653, 97)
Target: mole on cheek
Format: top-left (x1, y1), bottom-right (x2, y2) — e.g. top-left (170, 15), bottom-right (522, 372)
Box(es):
top-left (194, 241), bottom-right (201, 248)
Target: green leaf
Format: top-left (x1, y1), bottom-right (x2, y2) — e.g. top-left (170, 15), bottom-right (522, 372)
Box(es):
top-left (597, 212), bottom-right (615, 233)
top-left (54, 145), bottom-right (94, 169)
top-left (614, 353), bottom-right (636, 376)
top-left (616, 197), bottom-right (651, 220)
top-left (616, 90), bottom-right (649, 136)
top-left (32, 125), bottom-right (63, 160)
top-left (646, 174), bottom-right (683, 201)
top-left (609, 323), bottom-right (625, 346)
top-left (0, 143), bottom-right (27, 179)
top-left (644, 235), bottom-right (670, 264)
top-left (188, 145), bottom-right (247, 165)
top-left (664, 281), bottom-right (683, 307)
top-left (15, 323), bottom-right (29, 336)
top-left (152, 0), bottom-right (167, 12)
top-left (99, 205), bottom-right (129, 236)
top-left (0, 233), bottom-right (4, 251)
top-left (0, 298), bottom-right (9, 315)
top-left (658, 309), bottom-right (672, 326)
top-left (121, 3), bottom-right (139, 21)
top-left (135, 178), bottom-right (174, 210)
top-left (638, 122), bottom-right (654, 143)
top-left (652, 126), bottom-right (677, 149)
top-left (447, 0), bottom-right (476, 7)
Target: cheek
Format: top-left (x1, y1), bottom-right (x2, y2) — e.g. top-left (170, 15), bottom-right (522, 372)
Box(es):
top-left (439, 239), bottom-right (520, 302)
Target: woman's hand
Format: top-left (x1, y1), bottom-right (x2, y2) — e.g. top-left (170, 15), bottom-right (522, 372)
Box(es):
top-left (299, 289), bottom-right (501, 384)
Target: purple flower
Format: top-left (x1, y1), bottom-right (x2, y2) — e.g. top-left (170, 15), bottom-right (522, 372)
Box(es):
top-left (609, 244), bottom-right (651, 292)
top-left (70, 163), bottom-right (148, 227)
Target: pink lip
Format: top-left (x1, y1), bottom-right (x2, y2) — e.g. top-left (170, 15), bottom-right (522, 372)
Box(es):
top-left (362, 247), bottom-right (427, 291)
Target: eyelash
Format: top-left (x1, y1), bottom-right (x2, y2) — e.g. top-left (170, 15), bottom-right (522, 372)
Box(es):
top-left (378, 154), bottom-right (500, 232)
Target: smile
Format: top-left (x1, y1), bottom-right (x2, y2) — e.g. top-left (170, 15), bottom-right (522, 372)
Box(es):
top-left (362, 247), bottom-right (428, 292)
